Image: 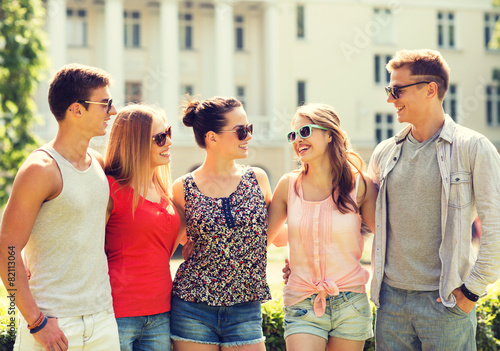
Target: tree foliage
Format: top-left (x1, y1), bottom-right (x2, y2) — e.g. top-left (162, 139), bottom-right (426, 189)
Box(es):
top-left (0, 0), bottom-right (47, 207)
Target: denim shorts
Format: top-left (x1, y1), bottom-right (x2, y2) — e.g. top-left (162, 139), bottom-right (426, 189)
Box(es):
top-left (376, 283), bottom-right (477, 350)
top-left (116, 312), bottom-right (170, 351)
top-left (284, 291), bottom-right (373, 341)
top-left (170, 295), bottom-right (265, 347)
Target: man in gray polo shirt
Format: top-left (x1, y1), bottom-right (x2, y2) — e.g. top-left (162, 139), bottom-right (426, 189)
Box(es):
top-left (368, 49), bottom-right (500, 350)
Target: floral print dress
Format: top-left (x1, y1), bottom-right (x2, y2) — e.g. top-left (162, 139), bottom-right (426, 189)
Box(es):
top-left (172, 167), bottom-right (271, 306)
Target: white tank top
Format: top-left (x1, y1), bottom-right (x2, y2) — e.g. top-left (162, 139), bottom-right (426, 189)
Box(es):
top-left (24, 146), bottom-right (112, 317)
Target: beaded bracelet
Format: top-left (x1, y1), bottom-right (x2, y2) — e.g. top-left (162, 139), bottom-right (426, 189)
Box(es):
top-left (27, 312), bottom-right (44, 330)
top-left (30, 316), bottom-right (48, 334)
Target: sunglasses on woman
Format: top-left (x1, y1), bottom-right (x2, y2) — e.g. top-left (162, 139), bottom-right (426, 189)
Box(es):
top-left (286, 124), bottom-right (329, 143)
top-left (219, 124), bottom-right (253, 141)
top-left (77, 99), bottom-right (113, 113)
top-left (384, 81), bottom-right (430, 100)
top-left (152, 126), bottom-right (172, 147)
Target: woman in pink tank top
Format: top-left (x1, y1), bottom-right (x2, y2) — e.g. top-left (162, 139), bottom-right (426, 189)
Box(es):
top-left (268, 103), bottom-right (377, 351)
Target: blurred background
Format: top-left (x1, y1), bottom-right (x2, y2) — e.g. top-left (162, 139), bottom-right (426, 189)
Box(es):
top-left (2, 0), bottom-right (497, 194)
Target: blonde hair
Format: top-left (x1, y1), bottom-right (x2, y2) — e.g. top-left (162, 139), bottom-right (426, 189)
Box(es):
top-left (105, 104), bottom-right (172, 213)
top-left (293, 103), bottom-right (366, 214)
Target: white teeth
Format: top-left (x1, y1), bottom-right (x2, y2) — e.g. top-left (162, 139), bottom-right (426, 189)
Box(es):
top-left (299, 146), bottom-right (309, 152)
top-left (396, 106), bottom-right (404, 112)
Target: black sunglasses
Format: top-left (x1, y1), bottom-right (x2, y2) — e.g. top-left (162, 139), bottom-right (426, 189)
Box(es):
top-left (219, 124), bottom-right (253, 141)
top-left (152, 126), bottom-right (172, 147)
top-left (287, 124), bottom-right (329, 143)
top-left (384, 81), bottom-right (430, 100)
top-left (77, 99), bottom-right (113, 113)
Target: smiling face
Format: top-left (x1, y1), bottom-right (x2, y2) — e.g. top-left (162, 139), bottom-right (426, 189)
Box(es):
top-left (79, 86), bottom-right (117, 137)
top-left (290, 114), bottom-right (331, 164)
top-left (217, 106), bottom-right (251, 160)
top-left (387, 66), bottom-right (430, 125)
top-left (150, 114), bottom-right (172, 169)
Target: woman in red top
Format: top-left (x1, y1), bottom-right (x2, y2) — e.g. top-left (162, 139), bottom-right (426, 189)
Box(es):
top-left (104, 104), bottom-right (184, 351)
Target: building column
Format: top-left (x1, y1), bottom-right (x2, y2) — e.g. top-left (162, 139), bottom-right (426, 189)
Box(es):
top-left (47, 0), bottom-right (67, 72)
top-left (214, 0), bottom-right (234, 96)
top-left (105, 0), bottom-right (125, 108)
top-left (39, 0), bottom-right (68, 140)
top-left (159, 0), bottom-right (180, 121)
top-left (264, 0), bottom-right (279, 118)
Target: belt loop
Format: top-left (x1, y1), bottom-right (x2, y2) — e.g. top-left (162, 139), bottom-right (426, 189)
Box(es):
top-left (342, 292), bottom-right (349, 303)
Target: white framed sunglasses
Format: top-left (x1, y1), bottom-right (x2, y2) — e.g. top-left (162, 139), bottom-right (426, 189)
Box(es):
top-left (286, 124), bottom-right (328, 143)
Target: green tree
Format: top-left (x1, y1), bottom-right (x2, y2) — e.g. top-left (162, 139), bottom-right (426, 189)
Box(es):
top-left (0, 0), bottom-right (47, 207)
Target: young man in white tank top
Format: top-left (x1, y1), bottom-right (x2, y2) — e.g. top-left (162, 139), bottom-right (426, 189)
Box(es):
top-left (0, 64), bottom-right (120, 350)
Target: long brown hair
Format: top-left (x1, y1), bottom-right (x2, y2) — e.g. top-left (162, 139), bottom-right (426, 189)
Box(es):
top-left (104, 104), bottom-right (172, 213)
top-left (293, 103), bottom-right (366, 214)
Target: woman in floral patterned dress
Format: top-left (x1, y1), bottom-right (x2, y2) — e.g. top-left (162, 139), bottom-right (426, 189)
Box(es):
top-left (170, 96), bottom-right (273, 351)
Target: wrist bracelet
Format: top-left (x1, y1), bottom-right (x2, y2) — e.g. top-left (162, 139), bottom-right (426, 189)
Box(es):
top-left (27, 312), bottom-right (44, 330)
top-left (460, 284), bottom-right (479, 302)
top-left (30, 316), bottom-right (48, 334)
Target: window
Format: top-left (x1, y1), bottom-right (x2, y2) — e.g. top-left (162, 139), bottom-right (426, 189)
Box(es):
top-left (66, 8), bottom-right (87, 47)
top-left (486, 85), bottom-right (500, 126)
top-left (124, 11), bottom-right (141, 48)
top-left (443, 84), bottom-right (457, 121)
top-left (236, 86), bottom-right (246, 107)
top-left (297, 81), bottom-right (306, 106)
top-left (125, 82), bottom-right (142, 104)
top-left (180, 13), bottom-right (193, 50)
top-left (373, 8), bottom-right (394, 45)
top-left (297, 5), bottom-right (305, 39)
top-left (484, 13), bottom-right (500, 50)
top-left (181, 85), bottom-right (193, 96)
top-left (374, 55), bottom-right (391, 85)
top-left (235, 16), bottom-right (244, 50)
top-left (375, 113), bottom-right (394, 143)
top-left (438, 11), bottom-right (455, 49)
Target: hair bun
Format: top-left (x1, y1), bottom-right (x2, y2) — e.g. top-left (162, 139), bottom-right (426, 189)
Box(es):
top-left (182, 100), bottom-right (200, 127)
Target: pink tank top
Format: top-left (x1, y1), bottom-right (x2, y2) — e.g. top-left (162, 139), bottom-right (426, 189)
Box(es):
top-left (283, 172), bottom-right (369, 317)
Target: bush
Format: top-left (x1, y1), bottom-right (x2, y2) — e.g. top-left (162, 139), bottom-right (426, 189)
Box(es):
top-left (0, 296), bottom-right (16, 351)
top-left (262, 298), bottom-right (285, 351)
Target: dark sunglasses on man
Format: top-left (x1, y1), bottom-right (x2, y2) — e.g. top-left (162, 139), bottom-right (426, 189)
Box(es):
top-left (152, 126), bottom-right (172, 147)
top-left (219, 124), bottom-right (253, 141)
top-left (384, 81), bottom-right (430, 100)
top-left (77, 99), bottom-right (113, 113)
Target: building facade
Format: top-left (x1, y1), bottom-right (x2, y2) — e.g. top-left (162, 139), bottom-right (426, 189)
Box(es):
top-left (37, 0), bottom-right (500, 186)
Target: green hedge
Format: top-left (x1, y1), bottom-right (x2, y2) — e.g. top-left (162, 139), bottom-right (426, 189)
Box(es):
top-left (2, 292), bottom-right (500, 351)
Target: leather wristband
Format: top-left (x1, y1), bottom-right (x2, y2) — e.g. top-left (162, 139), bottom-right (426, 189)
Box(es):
top-left (30, 316), bottom-right (48, 334)
top-left (460, 284), bottom-right (479, 302)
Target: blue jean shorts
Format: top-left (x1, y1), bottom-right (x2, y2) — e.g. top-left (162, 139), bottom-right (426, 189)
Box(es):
top-left (284, 291), bottom-right (373, 341)
top-left (116, 312), bottom-right (170, 351)
top-left (170, 295), bottom-right (265, 347)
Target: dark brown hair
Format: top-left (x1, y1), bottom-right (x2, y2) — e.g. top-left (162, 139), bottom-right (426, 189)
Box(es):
top-left (182, 96), bottom-right (242, 148)
top-left (48, 63), bottom-right (111, 121)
